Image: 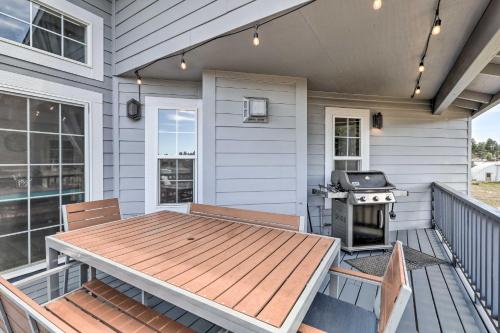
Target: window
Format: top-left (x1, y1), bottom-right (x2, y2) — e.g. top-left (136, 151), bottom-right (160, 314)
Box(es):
top-left (0, 0), bottom-right (104, 81)
top-left (0, 0), bottom-right (87, 63)
top-left (0, 92), bottom-right (85, 272)
top-left (145, 98), bottom-right (202, 213)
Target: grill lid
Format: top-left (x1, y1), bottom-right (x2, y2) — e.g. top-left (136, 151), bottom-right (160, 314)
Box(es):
top-left (331, 170), bottom-right (395, 191)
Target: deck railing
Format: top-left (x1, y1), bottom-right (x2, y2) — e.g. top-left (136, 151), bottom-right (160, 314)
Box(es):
top-left (432, 182), bottom-right (500, 325)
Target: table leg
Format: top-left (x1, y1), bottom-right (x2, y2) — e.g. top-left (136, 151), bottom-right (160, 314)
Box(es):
top-left (80, 264), bottom-right (89, 285)
top-left (46, 246), bottom-right (59, 300)
top-left (329, 253), bottom-right (340, 298)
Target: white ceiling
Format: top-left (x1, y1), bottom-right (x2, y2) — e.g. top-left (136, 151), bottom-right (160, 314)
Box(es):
top-left (135, 0), bottom-right (491, 99)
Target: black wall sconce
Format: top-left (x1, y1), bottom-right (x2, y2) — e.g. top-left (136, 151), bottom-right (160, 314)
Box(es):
top-left (127, 98), bottom-right (141, 121)
top-left (372, 112), bottom-right (383, 129)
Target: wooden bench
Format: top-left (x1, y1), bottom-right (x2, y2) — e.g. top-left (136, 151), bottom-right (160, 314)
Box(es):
top-left (299, 241), bottom-right (412, 333)
top-left (189, 203), bottom-right (306, 232)
top-left (0, 276), bottom-right (195, 333)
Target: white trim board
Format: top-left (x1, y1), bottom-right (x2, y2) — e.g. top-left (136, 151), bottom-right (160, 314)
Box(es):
top-left (0, 0), bottom-right (104, 81)
top-left (0, 69), bottom-right (104, 201)
top-left (144, 96), bottom-right (203, 214)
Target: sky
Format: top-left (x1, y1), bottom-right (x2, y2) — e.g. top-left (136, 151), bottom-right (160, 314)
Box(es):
top-left (471, 104), bottom-right (500, 143)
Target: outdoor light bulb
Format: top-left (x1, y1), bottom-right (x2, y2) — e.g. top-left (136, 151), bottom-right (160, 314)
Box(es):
top-left (415, 86), bottom-right (421, 95)
top-left (253, 31), bottom-right (260, 46)
top-left (180, 57), bottom-right (187, 70)
top-left (136, 77), bottom-right (142, 85)
top-left (432, 18), bottom-right (442, 35)
top-left (419, 62), bottom-right (425, 72)
top-left (373, 0), bottom-right (382, 10)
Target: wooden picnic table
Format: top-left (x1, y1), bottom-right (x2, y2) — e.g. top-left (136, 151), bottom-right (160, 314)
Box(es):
top-left (46, 210), bottom-right (340, 333)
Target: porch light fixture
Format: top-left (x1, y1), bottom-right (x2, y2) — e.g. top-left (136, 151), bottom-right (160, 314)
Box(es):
top-left (180, 54), bottom-right (187, 70)
top-left (372, 112), bottom-right (383, 129)
top-left (243, 97), bottom-right (268, 123)
top-left (127, 98), bottom-right (142, 121)
top-left (252, 27), bottom-right (260, 46)
top-left (373, 0), bottom-right (382, 10)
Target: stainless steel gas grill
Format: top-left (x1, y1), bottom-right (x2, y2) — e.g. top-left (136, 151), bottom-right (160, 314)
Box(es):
top-left (313, 170), bottom-right (408, 252)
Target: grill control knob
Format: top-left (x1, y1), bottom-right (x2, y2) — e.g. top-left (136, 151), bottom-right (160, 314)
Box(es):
top-left (386, 195), bottom-right (392, 201)
top-left (359, 196), bottom-right (367, 202)
top-left (372, 196), bottom-right (379, 202)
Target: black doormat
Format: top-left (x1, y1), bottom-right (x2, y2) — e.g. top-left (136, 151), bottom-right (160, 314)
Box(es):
top-left (345, 245), bottom-right (449, 277)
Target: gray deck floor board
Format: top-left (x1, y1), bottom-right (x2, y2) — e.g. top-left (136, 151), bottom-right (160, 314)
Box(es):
top-left (12, 229), bottom-right (488, 332)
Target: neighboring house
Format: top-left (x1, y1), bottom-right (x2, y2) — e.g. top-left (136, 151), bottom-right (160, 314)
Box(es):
top-left (0, 0), bottom-right (499, 276)
top-left (472, 161), bottom-right (500, 181)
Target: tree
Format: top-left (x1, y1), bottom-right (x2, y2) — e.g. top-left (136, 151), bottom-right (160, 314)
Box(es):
top-left (472, 138), bottom-right (500, 160)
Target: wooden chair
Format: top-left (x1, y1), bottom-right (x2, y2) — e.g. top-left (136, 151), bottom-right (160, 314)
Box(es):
top-left (0, 270), bottom-right (195, 333)
top-left (62, 198), bottom-right (121, 232)
top-left (189, 203), bottom-right (306, 232)
top-left (299, 241), bottom-right (411, 333)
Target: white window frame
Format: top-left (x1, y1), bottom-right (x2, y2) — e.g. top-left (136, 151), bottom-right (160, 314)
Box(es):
top-left (324, 107), bottom-right (370, 207)
top-left (0, 0), bottom-right (104, 81)
top-left (145, 97), bottom-right (203, 214)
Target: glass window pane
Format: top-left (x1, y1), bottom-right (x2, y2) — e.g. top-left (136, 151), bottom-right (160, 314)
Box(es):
top-left (62, 193), bottom-right (84, 205)
top-left (31, 5), bottom-right (61, 33)
top-left (159, 159), bottom-right (176, 204)
top-left (0, 13), bottom-right (30, 45)
top-left (0, 200), bottom-right (28, 235)
top-left (62, 165), bottom-right (84, 194)
top-left (159, 159), bottom-right (177, 181)
top-left (1, 0), bottom-right (30, 22)
top-left (31, 226), bottom-right (58, 263)
top-left (62, 135), bottom-right (84, 163)
top-left (158, 109), bottom-right (176, 132)
top-left (30, 165), bottom-right (59, 197)
top-left (178, 159), bottom-right (193, 180)
top-left (335, 138), bottom-right (347, 156)
top-left (346, 160), bottom-right (360, 171)
top-left (0, 233), bottom-right (28, 271)
top-left (63, 38), bottom-right (85, 63)
top-left (30, 133), bottom-right (59, 164)
top-left (30, 99), bottom-right (59, 132)
top-left (0, 130), bottom-right (27, 164)
top-left (348, 118), bottom-right (360, 137)
top-left (334, 118), bottom-right (348, 137)
top-left (0, 166), bottom-right (28, 200)
top-left (63, 19), bottom-right (85, 43)
top-left (0, 92), bottom-right (27, 131)
top-left (178, 110), bottom-right (196, 132)
top-left (178, 181), bottom-right (193, 203)
top-left (348, 138), bottom-right (360, 156)
top-left (32, 27), bottom-right (61, 55)
top-left (334, 160), bottom-right (346, 171)
top-left (178, 133), bottom-right (196, 155)
top-left (30, 196), bottom-right (59, 229)
top-left (61, 104), bottom-right (84, 135)
top-left (158, 133), bottom-right (176, 155)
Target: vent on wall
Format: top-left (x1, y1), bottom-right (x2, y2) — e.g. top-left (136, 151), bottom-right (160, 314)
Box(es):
top-left (243, 97), bottom-right (268, 123)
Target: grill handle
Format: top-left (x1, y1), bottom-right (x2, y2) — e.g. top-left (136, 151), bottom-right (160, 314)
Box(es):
top-left (378, 209), bottom-right (384, 229)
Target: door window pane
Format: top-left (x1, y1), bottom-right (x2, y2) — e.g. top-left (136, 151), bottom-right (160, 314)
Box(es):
top-left (32, 5), bottom-right (61, 33)
top-left (62, 136), bottom-right (84, 163)
top-left (30, 99), bottom-right (59, 132)
top-left (31, 196), bottom-right (59, 229)
top-left (30, 226), bottom-right (58, 263)
top-left (30, 165), bottom-right (59, 197)
top-left (63, 38), bottom-right (85, 63)
top-left (0, 13), bottom-right (30, 45)
top-left (159, 159), bottom-right (194, 204)
top-left (0, 200), bottom-right (28, 235)
top-left (61, 104), bottom-right (84, 134)
top-left (348, 118), bottom-right (360, 137)
top-left (62, 193), bottom-right (84, 204)
top-left (0, 166), bottom-right (28, 200)
top-left (0, 93), bottom-right (27, 130)
top-left (158, 132), bottom-right (176, 156)
top-left (1, 0), bottom-right (30, 21)
top-left (0, 131), bottom-right (27, 164)
top-left (335, 138), bottom-right (347, 156)
top-left (62, 165), bottom-right (84, 193)
top-left (158, 109), bottom-right (176, 132)
top-left (32, 27), bottom-right (61, 55)
top-left (178, 110), bottom-right (196, 132)
top-left (30, 133), bottom-right (59, 163)
top-left (178, 133), bottom-right (196, 155)
top-left (63, 19), bottom-right (85, 42)
top-left (346, 160), bottom-right (360, 171)
top-left (348, 138), bottom-right (360, 156)
top-left (335, 118), bottom-right (348, 136)
top-left (0, 233), bottom-right (28, 271)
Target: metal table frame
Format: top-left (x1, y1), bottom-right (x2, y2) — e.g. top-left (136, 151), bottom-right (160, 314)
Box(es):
top-left (46, 229), bottom-right (340, 333)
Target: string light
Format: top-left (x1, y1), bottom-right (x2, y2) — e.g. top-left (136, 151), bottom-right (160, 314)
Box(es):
top-left (415, 86), bottom-right (421, 95)
top-left (180, 54), bottom-right (187, 70)
top-left (432, 17), bottom-right (441, 35)
top-left (418, 61), bottom-right (425, 73)
top-left (135, 70), bottom-right (142, 85)
top-left (252, 27), bottom-right (260, 46)
top-left (373, 0), bottom-right (382, 10)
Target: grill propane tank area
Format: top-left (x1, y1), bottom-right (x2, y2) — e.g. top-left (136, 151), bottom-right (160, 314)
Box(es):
top-left (313, 170), bottom-right (408, 253)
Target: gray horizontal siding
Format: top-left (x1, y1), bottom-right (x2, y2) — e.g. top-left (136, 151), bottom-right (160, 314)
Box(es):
top-left (113, 0), bottom-right (309, 74)
top-left (307, 93), bottom-right (471, 231)
top-left (116, 78), bottom-right (201, 217)
top-left (0, 0), bottom-right (114, 199)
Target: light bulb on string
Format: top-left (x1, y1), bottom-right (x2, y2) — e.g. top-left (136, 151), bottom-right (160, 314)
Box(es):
top-left (419, 61), bottom-right (425, 73)
top-left (180, 54), bottom-right (187, 70)
top-left (252, 27), bottom-right (260, 46)
top-left (373, 0), bottom-right (382, 10)
top-left (135, 71), bottom-right (142, 85)
top-left (415, 86), bottom-right (421, 95)
top-left (432, 18), bottom-right (441, 35)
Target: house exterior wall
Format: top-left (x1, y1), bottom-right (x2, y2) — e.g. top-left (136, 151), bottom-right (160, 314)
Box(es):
top-left (0, 0), bottom-right (114, 199)
top-left (115, 78), bottom-right (201, 217)
top-left (307, 92), bottom-right (471, 231)
top-left (113, 0), bottom-right (309, 75)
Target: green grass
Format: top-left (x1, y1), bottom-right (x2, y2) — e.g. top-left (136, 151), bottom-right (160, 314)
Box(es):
top-left (471, 182), bottom-right (500, 209)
